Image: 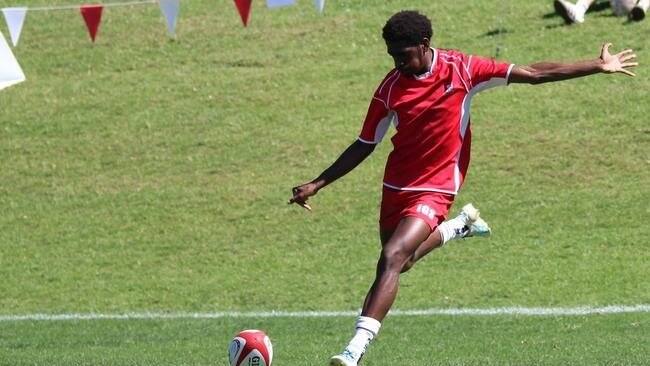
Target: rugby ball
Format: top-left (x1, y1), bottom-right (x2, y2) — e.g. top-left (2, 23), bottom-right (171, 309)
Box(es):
top-left (228, 329), bottom-right (273, 366)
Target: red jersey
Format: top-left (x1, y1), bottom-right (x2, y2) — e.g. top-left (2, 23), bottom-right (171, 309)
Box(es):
top-left (359, 48), bottom-right (514, 195)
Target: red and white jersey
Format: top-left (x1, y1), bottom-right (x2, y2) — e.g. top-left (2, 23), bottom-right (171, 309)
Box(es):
top-left (359, 48), bottom-right (514, 194)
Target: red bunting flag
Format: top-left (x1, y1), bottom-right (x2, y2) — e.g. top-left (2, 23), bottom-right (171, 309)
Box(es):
top-left (80, 5), bottom-right (103, 42)
top-left (233, 0), bottom-right (252, 26)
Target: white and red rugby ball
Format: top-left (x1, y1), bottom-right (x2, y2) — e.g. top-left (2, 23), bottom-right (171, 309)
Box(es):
top-left (228, 329), bottom-right (273, 366)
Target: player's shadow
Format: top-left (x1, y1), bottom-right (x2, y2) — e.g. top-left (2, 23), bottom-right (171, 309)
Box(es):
top-left (483, 28), bottom-right (511, 37)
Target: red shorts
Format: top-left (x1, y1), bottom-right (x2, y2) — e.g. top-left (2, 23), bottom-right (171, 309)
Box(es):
top-left (380, 187), bottom-right (455, 231)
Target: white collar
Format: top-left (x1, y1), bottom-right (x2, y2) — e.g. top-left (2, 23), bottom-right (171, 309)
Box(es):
top-left (413, 48), bottom-right (437, 80)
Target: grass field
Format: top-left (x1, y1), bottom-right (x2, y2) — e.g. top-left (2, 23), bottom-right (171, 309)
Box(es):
top-left (0, 0), bottom-right (648, 365)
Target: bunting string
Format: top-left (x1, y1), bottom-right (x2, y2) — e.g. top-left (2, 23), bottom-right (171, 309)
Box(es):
top-left (1, 0), bottom-right (329, 91)
top-left (2, 0), bottom-right (178, 46)
top-left (29, 1), bottom-right (157, 12)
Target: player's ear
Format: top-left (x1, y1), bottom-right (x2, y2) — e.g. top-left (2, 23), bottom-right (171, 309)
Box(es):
top-left (421, 38), bottom-right (430, 49)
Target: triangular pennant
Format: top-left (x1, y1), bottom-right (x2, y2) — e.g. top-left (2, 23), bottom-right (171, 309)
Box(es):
top-left (233, 0), bottom-right (252, 26)
top-left (0, 30), bottom-right (25, 90)
top-left (314, 0), bottom-right (325, 13)
top-left (1, 7), bottom-right (27, 47)
top-left (267, 0), bottom-right (295, 8)
top-left (158, 0), bottom-right (179, 37)
top-left (80, 5), bottom-right (103, 43)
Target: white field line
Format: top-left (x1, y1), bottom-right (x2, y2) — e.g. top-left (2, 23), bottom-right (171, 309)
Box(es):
top-left (1, 305), bottom-right (649, 322)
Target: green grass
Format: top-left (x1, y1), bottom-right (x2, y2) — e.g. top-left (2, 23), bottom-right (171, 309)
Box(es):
top-left (0, 314), bottom-right (648, 365)
top-left (0, 0), bottom-right (648, 365)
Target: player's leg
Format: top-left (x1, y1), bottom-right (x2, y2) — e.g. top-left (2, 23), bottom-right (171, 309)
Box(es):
top-left (340, 203), bottom-right (492, 360)
top-left (398, 226), bottom-right (443, 273)
top-left (329, 216), bottom-right (430, 366)
top-left (631, 0), bottom-right (649, 20)
top-left (554, 0), bottom-right (594, 23)
top-left (401, 203), bottom-right (492, 272)
top-left (362, 216), bottom-right (431, 319)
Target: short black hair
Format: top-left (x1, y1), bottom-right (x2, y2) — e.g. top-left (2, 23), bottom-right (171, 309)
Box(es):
top-left (382, 10), bottom-right (432, 46)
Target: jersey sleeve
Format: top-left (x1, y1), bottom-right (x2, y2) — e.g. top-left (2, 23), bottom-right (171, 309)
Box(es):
top-left (466, 55), bottom-right (514, 88)
top-left (358, 96), bottom-right (394, 144)
top-left (358, 71), bottom-right (400, 144)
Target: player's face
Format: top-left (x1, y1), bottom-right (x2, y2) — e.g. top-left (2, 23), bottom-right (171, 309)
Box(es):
top-left (386, 40), bottom-right (430, 76)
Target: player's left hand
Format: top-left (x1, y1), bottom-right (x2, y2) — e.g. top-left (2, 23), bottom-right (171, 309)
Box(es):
top-left (600, 43), bottom-right (638, 76)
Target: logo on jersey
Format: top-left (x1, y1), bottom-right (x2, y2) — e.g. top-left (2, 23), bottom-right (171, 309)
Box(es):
top-left (416, 204), bottom-right (436, 220)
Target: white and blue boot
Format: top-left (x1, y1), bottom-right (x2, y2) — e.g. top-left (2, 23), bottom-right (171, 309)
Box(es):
top-left (459, 203), bottom-right (491, 238)
top-left (329, 347), bottom-right (364, 366)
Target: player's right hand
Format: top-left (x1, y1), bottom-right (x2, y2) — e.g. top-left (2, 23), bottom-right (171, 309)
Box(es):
top-left (288, 184), bottom-right (317, 211)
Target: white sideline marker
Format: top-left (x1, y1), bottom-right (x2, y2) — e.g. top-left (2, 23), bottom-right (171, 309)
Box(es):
top-left (1, 304), bottom-right (649, 322)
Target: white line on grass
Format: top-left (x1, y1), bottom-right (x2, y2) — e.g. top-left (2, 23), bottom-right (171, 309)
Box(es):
top-left (1, 304), bottom-right (649, 322)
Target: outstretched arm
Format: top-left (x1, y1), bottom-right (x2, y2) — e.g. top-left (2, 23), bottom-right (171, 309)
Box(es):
top-left (289, 139), bottom-right (376, 209)
top-left (509, 43), bottom-right (637, 84)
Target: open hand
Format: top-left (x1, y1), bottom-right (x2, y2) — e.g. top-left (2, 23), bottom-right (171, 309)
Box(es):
top-left (600, 43), bottom-right (638, 76)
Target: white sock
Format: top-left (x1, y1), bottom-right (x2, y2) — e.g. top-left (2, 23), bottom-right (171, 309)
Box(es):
top-left (345, 316), bottom-right (381, 359)
top-left (576, 0), bottom-right (591, 12)
top-left (437, 215), bottom-right (469, 245)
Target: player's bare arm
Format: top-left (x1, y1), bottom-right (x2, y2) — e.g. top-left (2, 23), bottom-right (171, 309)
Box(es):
top-left (289, 140), bottom-right (376, 209)
top-left (509, 43), bottom-right (638, 84)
